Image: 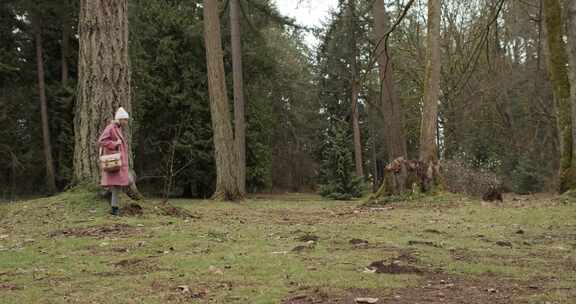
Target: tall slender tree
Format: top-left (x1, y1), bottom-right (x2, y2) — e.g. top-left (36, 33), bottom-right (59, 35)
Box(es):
top-left (543, 0), bottom-right (575, 191)
top-left (372, 0), bottom-right (407, 160)
top-left (32, 12), bottom-right (57, 193)
top-left (203, 0), bottom-right (243, 200)
top-left (61, 0), bottom-right (71, 86)
top-left (74, 0), bottom-right (131, 185)
top-left (419, 0), bottom-right (442, 162)
top-left (230, 0), bottom-right (246, 194)
top-left (348, 0), bottom-right (364, 178)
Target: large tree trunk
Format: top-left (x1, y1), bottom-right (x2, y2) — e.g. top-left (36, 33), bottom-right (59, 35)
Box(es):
top-left (32, 14), bottom-right (57, 194)
top-left (565, 0), bottom-right (576, 192)
top-left (373, 0), bottom-right (407, 161)
top-left (372, 0), bottom-right (408, 193)
top-left (203, 0), bottom-right (243, 201)
top-left (348, 0), bottom-right (364, 178)
top-left (230, 0), bottom-right (246, 194)
top-left (543, 0), bottom-right (575, 192)
top-left (569, 0), bottom-right (576, 157)
top-left (74, 0), bottom-right (132, 185)
top-left (419, 0), bottom-right (442, 162)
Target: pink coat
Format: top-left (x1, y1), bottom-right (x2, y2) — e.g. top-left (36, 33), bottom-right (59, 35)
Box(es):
top-left (98, 122), bottom-right (130, 187)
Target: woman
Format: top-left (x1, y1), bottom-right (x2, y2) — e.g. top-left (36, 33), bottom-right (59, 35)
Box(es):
top-left (98, 107), bottom-right (130, 215)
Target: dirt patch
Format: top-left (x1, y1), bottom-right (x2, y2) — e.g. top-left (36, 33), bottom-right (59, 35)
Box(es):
top-left (265, 209), bottom-right (330, 226)
top-left (390, 252), bottom-right (419, 264)
top-left (97, 258), bottom-right (160, 276)
top-left (111, 200), bottom-right (200, 219)
top-left (296, 234), bottom-right (320, 242)
top-left (381, 273), bottom-right (540, 304)
top-left (449, 248), bottom-right (479, 263)
top-left (495, 241), bottom-right (513, 247)
top-left (250, 193), bottom-right (322, 202)
top-left (349, 239), bottom-right (369, 246)
top-left (113, 258), bottom-right (145, 268)
top-left (0, 283), bottom-right (19, 291)
top-left (49, 223), bottom-right (139, 239)
top-left (292, 243), bottom-right (315, 253)
top-left (151, 280), bottom-right (238, 303)
top-left (282, 288), bottom-right (336, 304)
top-left (423, 229), bottom-right (444, 234)
top-left (283, 273), bottom-right (542, 304)
top-left (366, 261), bottom-right (424, 275)
top-left (121, 203), bottom-right (144, 216)
top-left (0, 271), bottom-right (15, 278)
top-left (408, 240), bottom-right (442, 248)
top-left (156, 201), bottom-right (200, 219)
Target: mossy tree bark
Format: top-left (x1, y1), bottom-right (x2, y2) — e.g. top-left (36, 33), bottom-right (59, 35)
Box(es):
top-left (565, 0), bottom-right (576, 192)
top-left (543, 0), bottom-right (576, 192)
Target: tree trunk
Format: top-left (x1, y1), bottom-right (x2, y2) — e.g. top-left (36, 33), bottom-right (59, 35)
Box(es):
top-left (368, 103), bottom-right (378, 192)
top-left (373, 0), bottom-right (407, 161)
top-left (352, 81), bottom-right (363, 178)
top-left (33, 14), bottom-right (57, 194)
top-left (348, 0), bottom-right (364, 178)
top-left (230, 0), bottom-right (246, 194)
top-left (61, 6), bottom-right (70, 86)
top-left (419, 0), bottom-right (442, 162)
top-left (543, 0), bottom-right (575, 191)
top-left (203, 0), bottom-right (243, 201)
top-left (565, 0), bottom-right (576, 192)
top-left (74, 0), bottom-right (132, 185)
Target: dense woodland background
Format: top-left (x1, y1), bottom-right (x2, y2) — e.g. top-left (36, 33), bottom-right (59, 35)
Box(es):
top-left (0, 0), bottom-right (572, 199)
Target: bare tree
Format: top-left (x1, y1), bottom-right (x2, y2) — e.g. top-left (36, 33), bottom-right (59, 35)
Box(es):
top-left (372, 0), bottom-right (407, 161)
top-left (348, 0), bottom-right (364, 178)
top-left (371, 0), bottom-right (410, 194)
top-left (419, 0), bottom-right (442, 162)
top-left (61, 1), bottom-right (71, 86)
top-left (32, 13), bottom-right (57, 193)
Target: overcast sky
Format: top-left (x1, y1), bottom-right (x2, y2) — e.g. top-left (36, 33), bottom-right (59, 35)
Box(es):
top-left (274, 0), bottom-right (338, 47)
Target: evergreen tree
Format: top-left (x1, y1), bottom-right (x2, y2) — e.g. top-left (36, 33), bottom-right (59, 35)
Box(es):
top-left (319, 121), bottom-right (362, 200)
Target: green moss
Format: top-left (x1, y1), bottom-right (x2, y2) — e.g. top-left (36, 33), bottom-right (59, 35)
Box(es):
top-left (543, 0), bottom-right (576, 191)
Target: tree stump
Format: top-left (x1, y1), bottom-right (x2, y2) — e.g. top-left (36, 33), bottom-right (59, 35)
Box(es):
top-left (371, 157), bottom-right (442, 199)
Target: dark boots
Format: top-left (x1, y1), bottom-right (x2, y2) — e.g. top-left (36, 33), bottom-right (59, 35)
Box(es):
top-left (110, 206), bottom-right (120, 216)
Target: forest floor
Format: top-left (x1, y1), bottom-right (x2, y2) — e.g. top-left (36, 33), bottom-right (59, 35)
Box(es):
top-left (0, 191), bottom-right (575, 303)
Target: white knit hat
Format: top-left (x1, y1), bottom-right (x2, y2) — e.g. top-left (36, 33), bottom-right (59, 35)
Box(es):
top-left (115, 107), bottom-right (129, 120)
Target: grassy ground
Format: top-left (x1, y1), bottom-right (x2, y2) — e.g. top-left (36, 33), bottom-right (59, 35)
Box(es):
top-left (0, 191), bottom-right (574, 303)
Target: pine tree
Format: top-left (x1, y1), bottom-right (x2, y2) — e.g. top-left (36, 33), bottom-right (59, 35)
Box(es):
top-left (319, 122), bottom-right (362, 200)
